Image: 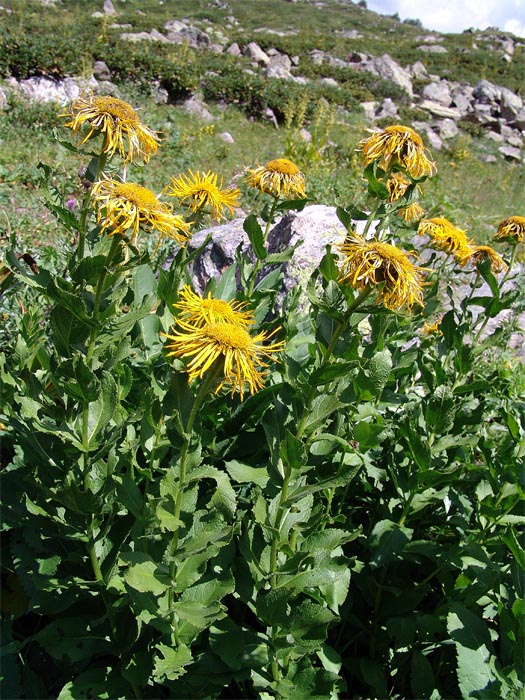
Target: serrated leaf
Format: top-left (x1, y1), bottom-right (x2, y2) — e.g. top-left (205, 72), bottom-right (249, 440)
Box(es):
top-left (410, 649), bottom-right (436, 699)
top-left (447, 603), bottom-right (498, 699)
top-left (425, 385), bottom-right (455, 434)
top-left (369, 519), bottom-right (413, 569)
top-left (84, 372), bottom-right (117, 449)
top-left (188, 465), bottom-right (237, 519)
top-left (304, 393), bottom-right (343, 433)
top-left (224, 460), bottom-right (269, 487)
top-left (50, 307), bottom-right (92, 356)
top-left (57, 667), bottom-right (132, 700)
top-left (244, 214), bottom-right (267, 260)
top-left (115, 474), bottom-right (143, 519)
top-left (70, 256), bottom-right (107, 285)
top-left (120, 553), bottom-right (169, 596)
top-left (368, 348), bottom-right (392, 396)
top-left (153, 643), bottom-right (192, 682)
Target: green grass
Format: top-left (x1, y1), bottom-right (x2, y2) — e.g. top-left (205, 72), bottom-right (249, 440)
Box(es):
top-left (1, 0), bottom-right (524, 251)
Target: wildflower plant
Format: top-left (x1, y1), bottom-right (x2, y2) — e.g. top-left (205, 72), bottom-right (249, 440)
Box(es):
top-left (1, 101), bottom-right (524, 700)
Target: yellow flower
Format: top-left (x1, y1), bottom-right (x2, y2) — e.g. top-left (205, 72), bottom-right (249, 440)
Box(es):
top-left (162, 320), bottom-right (285, 400)
top-left (359, 124), bottom-right (436, 178)
top-left (247, 158), bottom-right (306, 199)
top-left (61, 94), bottom-right (160, 163)
top-left (167, 170), bottom-right (240, 221)
top-left (494, 215), bottom-right (525, 244)
top-left (91, 177), bottom-right (191, 246)
top-left (173, 286), bottom-right (254, 328)
top-left (456, 245), bottom-right (508, 274)
top-left (419, 318), bottom-right (442, 336)
top-left (386, 172), bottom-right (412, 200)
top-left (417, 217), bottom-right (471, 255)
top-left (399, 202), bottom-right (425, 223)
top-left (337, 234), bottom-right (426, 311)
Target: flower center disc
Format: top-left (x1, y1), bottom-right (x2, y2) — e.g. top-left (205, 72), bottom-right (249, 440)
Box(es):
top-left (113, 183), bottom-right (160, 208)
top-left (204, 323), bottom-right (252, 349)
top-left (266, 158), bottom-right (300, 175)
top-left (385, 125), bottom-right (423, 147)
top-left (94, 96), bottom-right (140, 123)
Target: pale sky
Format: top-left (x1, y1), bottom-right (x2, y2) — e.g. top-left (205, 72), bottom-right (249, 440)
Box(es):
top-left (366, 0), bottom-right (525, 37)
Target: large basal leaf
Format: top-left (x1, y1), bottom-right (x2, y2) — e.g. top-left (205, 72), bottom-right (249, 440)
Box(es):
top-left (447, 602), bottom-right (499, 699)
top-left (57, 667), bottom-right (133, 700)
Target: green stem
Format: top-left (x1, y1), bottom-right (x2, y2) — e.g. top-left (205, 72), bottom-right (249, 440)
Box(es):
top-left (295, 287), bottom-right (374, 440)
top-left (86, 235), bottom-right (122, 364)
top-left (77, 152), bottom-right (108, 260)
top-left (167, 363), bottom-right (221, 641)
top-left (247, 196), bottom-right (279, 296)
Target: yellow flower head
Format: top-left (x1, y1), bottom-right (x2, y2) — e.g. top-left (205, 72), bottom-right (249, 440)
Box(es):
top-left (338, 234), bottom-right (426, 311)
top-left (61, 94), bottom-right (160, 163)
top-left (419, 318), bottom-right (443, 336)
top-left (359, 124), bottom-right (436, 178)
top-left (417, 217), bottom-right (470, 255)
top-left (385, 173), bottom-right (424, 222)
top-left (167, 170), bottom-right (240, 221)
top-left (247, 158), bottom-right (306, 199)
top-left (399, 202), bottom-right (425, 223)
top-left (456, 245), bottom-right (508, 274)
top-left (162, 319), bottom-right (285, 400)
top-left (386, 172), bottom-right (411, 200)
top-left (91, 177), bottom-right (191, 247)
top-left (173, 286), bottom-right (254, 328)
top-left (494, 215), bottom-right (525, 244)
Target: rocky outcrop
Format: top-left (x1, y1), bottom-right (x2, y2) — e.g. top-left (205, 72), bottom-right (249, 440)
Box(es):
top-left (182, 204), bottom-right (524, 356)
top-left (1, 11), bottom-right (523, 164)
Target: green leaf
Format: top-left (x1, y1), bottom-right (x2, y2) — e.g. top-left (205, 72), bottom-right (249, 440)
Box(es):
top-left (133, 264), bottom-right (157, 303)
top-left (50, 306), bottom-right (92, 356)
top-left (447, 603), bottom-right (498, 699)
top-left (153, 643), bottom-right (193, 682)
top-left (363, 162), bottom-right (389, 198)
top-left (224, 460), bottom-right (269, 488)
top-left (58, 355), bottom-right (99, 401)
top-left (209, 618), bottom-right (269, 671)
top-left (368, 348), bottom-right (392, 396)
top-left (289, 601), bottom-right (337, 648)
top-left (120, 553), bottom-right (169, 596)
top-left (280, 429), bottom-right (305, 472)
top-left (304, 393), bottom-right (343, 433)
top-left (425, 385), bottom-right (455, 434)
top-left (410, 650), bottom-right (436, 699)
top-left (359, 658), bottom-right (388, 698)
top-left (137, 313), bottom-right (163, 360)
top-left (115, 474), bottom-right (144, 519)
top-left (310, 360), bottom-right (356, 385)
top-left (369, 519), bottom-right (413, 569)
top-left (84, 372), bottom-right (118, 450)
top-left (244, 214), bottom-right (267, 260)
top-left (57, 667), bottom-right (132, 700)
top-left (188, 465), bottom-right (237, 519)
top-left (502, 527), bottom-right (525, 570)
top-left (33, 617), bottom-right (112, 664)
top-left (70, 256), bottom-right (107, 285)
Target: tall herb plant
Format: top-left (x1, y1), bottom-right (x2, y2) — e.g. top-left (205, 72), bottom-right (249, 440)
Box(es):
top-left (1, 97), bottom-right (524, 700)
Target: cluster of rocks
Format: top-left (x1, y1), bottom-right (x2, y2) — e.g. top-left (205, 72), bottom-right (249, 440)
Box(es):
top-left (183, 204), bottom-right (524, 357)
top-left (1, 1), bottom-right (524, 163)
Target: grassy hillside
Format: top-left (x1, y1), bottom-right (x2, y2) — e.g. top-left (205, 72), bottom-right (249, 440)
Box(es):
top-left (1, 0), bottom-right (524, 250)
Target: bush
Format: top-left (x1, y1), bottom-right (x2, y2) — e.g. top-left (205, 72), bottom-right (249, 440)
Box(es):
top-left (1, 98), bottom-right (524, 700)
top-left (0, 30), bottom-right (89, 79)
